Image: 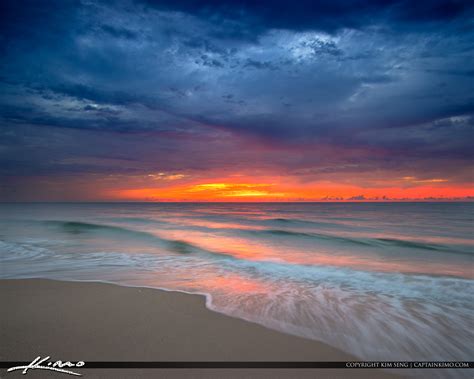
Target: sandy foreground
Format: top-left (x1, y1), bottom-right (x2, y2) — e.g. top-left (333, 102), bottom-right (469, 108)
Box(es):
top-left (0, 279), bottom-right (403, 378)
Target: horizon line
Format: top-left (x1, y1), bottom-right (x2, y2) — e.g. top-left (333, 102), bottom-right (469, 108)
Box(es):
top-left (1, 200), bottom-right (473, 204)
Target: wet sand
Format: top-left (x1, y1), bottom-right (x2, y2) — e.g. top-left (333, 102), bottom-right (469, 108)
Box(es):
top-left (0, 278), bottom-right (402, 378)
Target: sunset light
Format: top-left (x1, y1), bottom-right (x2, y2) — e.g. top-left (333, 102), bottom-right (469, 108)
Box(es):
top-left (110, 177), bottom-right (472, 202)
top-left (2, 1), bottom-right (474, 376)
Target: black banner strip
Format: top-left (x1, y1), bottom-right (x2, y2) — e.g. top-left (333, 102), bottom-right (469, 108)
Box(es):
top-left (1, 362), bottom-right (473, 369)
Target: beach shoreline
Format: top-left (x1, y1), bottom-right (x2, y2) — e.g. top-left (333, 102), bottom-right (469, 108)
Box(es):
top-left (0, 278), bottom-right (403, 378)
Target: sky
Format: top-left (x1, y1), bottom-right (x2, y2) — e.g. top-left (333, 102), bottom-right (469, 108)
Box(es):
top-left (0, 0), bottom-right (473, 201)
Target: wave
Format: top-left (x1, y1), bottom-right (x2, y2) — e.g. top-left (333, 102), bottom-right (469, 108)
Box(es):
top-left (45, 219), bottom-right (472, 257)
top-left (376, 238), bottom-right (443, 251)
top-left (270, 217), bottom-right (291, 222)
top-left (257, 228), bottom-right (470, 254)
top-left (46, 220), bottom-right (150, 235)
top-left (2, 237), bottom-right (471, 305)
top-left (265, 217), bottom-right (352, 229)
top-left (259, 228), bottom-right (372, 245)
top-left (0, 240), bottom-right (51, 261)
top-left (44, 221), bottom-right (413, 257)
top-left (43, 220), bottom-right (234, 260)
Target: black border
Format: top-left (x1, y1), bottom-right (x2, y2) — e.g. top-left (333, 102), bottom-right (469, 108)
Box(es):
top-left (1, 362), bottom-right (473, 369)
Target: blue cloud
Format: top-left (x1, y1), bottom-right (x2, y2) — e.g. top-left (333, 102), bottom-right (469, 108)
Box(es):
top-left (0, 0), bottom-right (473, 187)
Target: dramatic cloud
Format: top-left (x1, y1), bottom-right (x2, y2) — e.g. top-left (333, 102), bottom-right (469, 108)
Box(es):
top-left (0, 0), bottom-right (473, 200)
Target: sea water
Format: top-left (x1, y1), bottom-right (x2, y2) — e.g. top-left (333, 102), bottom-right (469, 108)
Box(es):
top-left (1, 202), bottom-right (472, 373)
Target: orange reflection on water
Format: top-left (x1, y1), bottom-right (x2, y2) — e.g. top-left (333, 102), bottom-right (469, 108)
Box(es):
top-left (162, 229), bottom-right (274, 260)
top-left (153, 270), bottom-right (274, 296)
top-left (137, 224), bottom-right (474, 280)
top-left (162, 217), bottom-right (267, 231)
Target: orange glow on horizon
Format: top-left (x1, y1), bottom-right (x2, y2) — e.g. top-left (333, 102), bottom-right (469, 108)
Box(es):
top-left (187, 183), bottom-right (288, 198)
top-left (107, 175), bottom-right (473, 202)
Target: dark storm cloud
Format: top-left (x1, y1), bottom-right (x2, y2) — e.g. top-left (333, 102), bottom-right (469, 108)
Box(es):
top-left (141, 0), bottom-right (473, 34)
top-left (100, 24), bottom-right (139, 40)
top-left (0, 0), bottom-right (473, 187)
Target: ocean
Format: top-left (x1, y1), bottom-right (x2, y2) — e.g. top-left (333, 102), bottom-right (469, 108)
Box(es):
top-left (1, 202), bottom-right (472, 366)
